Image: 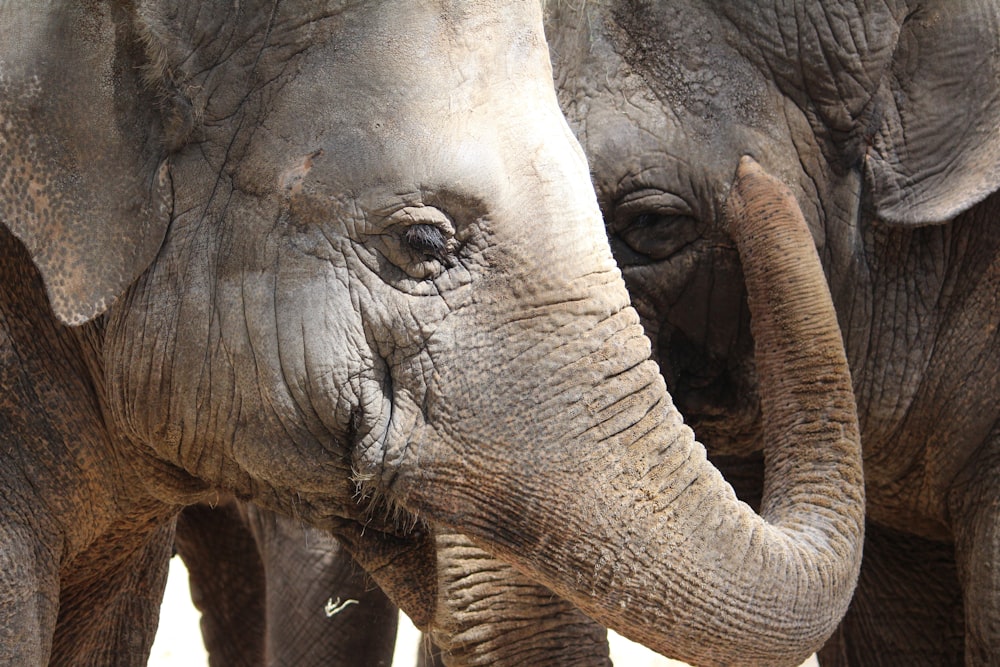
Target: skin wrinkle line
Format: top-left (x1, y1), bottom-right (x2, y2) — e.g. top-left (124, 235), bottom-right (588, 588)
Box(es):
top-left (297, 317), bottom-right (331, 445)
top-left (578, 387), bottom-right (665, 456)
top-left (271, 250), bottom-right (318, 437)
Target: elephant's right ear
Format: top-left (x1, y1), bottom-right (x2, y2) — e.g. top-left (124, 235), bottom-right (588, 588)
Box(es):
top-left (864, 0), bottom-right (1000, 225)
top-left (0, 3), bottom-right (171, 325)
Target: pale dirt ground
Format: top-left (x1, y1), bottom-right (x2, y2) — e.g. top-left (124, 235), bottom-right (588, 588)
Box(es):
top-left (149, 557), bottom-right (818, 666)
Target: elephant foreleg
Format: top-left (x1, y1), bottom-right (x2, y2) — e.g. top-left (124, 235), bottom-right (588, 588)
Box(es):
top-left (950, 431), bottom-right (1000, 667)
top-left (0, 522), bottom-right (60, 666)
top-left (244, 504), bottom-right (399, 667)
top-left (175, 500), bottom-right (267, 667)
top-left (51, 521), bottom-right (175, 666)
top-left (177, 499), bottom-right (400, 667)
top-left (817, 520), bottom-right (964, 667)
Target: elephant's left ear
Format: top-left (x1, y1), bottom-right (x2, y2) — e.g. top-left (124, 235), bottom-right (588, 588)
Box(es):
top-left (0, 3), bottom-right (171, 325)
top-left (865, 0), bottom-right (1000, 225)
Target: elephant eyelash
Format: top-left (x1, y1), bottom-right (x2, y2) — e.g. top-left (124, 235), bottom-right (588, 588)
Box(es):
top-left (403, 223), bottom-right (455, 267)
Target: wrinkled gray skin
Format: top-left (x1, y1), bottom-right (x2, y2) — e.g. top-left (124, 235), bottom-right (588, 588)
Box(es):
top-left (0, 2), bottom-right (865, 666)
top-left (545, 1), bottom-right (1000, 665)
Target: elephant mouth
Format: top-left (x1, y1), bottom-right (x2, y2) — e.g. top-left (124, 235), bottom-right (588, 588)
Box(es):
top-left (618, 241), bottom-right (764, 456)
top-left (655, 319), bottom-right (763, 456)
top-left (617, 237), bottom-right (763, 454)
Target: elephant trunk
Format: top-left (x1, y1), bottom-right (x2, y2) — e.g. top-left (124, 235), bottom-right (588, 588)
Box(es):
top-left (428, 532), bottom-right (611, 667)
top-left (399, 157), bottom-right (863, 666)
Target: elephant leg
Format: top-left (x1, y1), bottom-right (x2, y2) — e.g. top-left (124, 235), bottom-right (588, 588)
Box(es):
top-left (427, 532), bottom-right (611, 667)
top-left (818, 520), bottom-right (964, 667)
top-left (243, 505), bottom-right (399, 667)
top-left (174, 500), bottom-right (267, 667)
top-left (949, 434), bottom-right (1000, 666)
top-left (0, 523), bottom-right (60, 665)
top-left (52, 521), bottom-right (175, 666)
top-left (178, 501), bottom-right (399, 667)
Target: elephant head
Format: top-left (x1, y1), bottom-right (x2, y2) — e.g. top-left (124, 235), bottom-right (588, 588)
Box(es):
top-left (545, 0), bottom-right (1000, 662)
top-left (2, 2), bottom-right (863, 664)
top-left (544, 0), bottom-right (1000, 455)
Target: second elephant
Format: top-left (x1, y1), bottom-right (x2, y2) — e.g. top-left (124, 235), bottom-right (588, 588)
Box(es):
top-left (545, 1), bottom-right (1000, 664)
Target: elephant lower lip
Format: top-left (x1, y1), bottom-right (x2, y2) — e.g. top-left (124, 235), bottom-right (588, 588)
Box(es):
top-left (659, 323), bottom-right (757, 430)
top-left (677, 390), bottom-right (736, 419)
top-left (670, 366), bottom-right (739, 412)
top-left (672, 375), bottom-right (761, 445)
top-left (684, 372), bottom-right (722, 390)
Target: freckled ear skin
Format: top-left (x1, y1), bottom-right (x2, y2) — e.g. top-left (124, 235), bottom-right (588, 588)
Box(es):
top-left (0, 3), bottom-right (171, 326)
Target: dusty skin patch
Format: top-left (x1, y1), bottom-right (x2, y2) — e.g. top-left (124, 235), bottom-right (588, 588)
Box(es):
top-left (279, 149), bottom-right (324, 197)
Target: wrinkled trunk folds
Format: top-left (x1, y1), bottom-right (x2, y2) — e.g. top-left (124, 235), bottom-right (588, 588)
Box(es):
top-left (403, 157), bottom-right (863, 666)
top-left (427, 532), bottom-right (611, 667)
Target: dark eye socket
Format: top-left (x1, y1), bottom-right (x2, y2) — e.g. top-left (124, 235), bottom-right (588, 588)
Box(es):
top-left (610, 191), bottom-right (701, 262)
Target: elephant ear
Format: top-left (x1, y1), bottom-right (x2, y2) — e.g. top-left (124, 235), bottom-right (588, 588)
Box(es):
top-left (0, 2), bottom-right (171, 325)
top-left (864, 0), bottom-right (1000, 225)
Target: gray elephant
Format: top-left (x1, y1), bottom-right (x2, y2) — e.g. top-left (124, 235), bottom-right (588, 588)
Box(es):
top-left (1, 2), bottom-right (864, 666)
top-left (544, 1), bottom-right (1000, 664)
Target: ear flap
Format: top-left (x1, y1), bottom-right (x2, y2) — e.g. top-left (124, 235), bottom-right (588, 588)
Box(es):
top-left (0, 3), bottom-right (171, 325)
top-left (864, 0), bottom-right (1000, 225)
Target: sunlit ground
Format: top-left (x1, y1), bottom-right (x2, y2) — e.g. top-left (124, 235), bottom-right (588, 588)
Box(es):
top-left (149, 556), bottom-right (817, 666)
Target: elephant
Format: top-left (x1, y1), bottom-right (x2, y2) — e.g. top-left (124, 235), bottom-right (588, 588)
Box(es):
top-left (543, 1), bottom-right (1000, 665)
top-left (0, 1), bottom-right (865, 665)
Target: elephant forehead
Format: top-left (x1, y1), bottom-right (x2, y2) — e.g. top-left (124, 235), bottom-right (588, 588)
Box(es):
top-left (606, 2), bottom-right (773, 130)
top-left (162, 0), bottom-right (556, 125)
top-left (226, 1), bottom-right (573, 199)
top-left (548, 2), bottom-right (789, 206)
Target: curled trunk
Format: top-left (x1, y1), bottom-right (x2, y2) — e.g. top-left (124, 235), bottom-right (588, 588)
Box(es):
top-left (398, 157), bottom-right (864, 666)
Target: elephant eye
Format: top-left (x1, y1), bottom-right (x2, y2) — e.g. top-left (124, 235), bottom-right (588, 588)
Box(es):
top-left (373, 206), bottom-right (458, 280)
top-left (631, 212), bottom-right (673, 229)
top-left (610, 190), bottom-right (701, 262)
